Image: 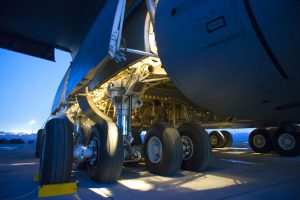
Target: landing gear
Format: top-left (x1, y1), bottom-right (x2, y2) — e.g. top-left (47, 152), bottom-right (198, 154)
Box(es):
top-left (178, 123), bottom-right (211, 171)
top-left (86, 123), bottom-right (123, 183)
top-left (248, 129), bottom-right (272, 153)
top-left (209, 131), bottom-right (226, 148)
top-left (221, 130), bottom-right (233, 147)
top-left (35, 129), bottom-right (44, 158)
top-left (40, 118), bottom-right (73, 185)
top-left (273, 127), bottom-right (300, 156)
top-left (144, 122), bottom-right (183, 176)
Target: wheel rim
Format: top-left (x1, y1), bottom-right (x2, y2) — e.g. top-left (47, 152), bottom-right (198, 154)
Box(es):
top-left (278, 133), bottom-right (296, 150)
top-left (182, 135), bottom-right (194, 160)
top-left (210, 135), bottom-right (218, 145)
top-left (88, 137), bottom-right (98, 166)
top-left (253, 134), bottom-right (266, 148)
top-left (147, 136), bottom-right (162, 164)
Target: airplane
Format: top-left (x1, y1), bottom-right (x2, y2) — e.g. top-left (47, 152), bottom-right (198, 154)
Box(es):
top-left (1, 0), bottom-right (300, 186)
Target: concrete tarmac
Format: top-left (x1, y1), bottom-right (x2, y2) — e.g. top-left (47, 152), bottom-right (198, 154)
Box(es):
top-left (0, 143), bottom-right (299, 200)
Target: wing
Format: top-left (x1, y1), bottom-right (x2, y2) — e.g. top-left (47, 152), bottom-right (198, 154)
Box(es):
top-left (0, 0), bottom-right (107, 61)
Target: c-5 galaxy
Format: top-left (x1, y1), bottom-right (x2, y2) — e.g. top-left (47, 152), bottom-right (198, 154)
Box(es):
top-left (1, 0), bottom-right (299, 185)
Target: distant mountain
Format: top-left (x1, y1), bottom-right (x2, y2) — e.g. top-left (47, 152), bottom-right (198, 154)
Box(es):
top-left (0, 131), bottom-right (36, 142)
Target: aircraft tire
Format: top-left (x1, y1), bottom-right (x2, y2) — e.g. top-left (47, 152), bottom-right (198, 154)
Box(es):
top-left (87, 123), bottom-right (123, 183)
top-left (35, 129), bottom-right (44, 158)
top-left (273, 128), bottom-right (300, 156)
top-left (144, 122), bottom-right (183, 176)
top-left (221, 130), bottom-right (233, 147)
top-left (249, 129), bottom-right (272, 153)
top-left (178, 123), bottom-right (211, 171)
top-left (40, 118), bottom-right (73, 185)
top-left (209, 131), bottom-right (226, 148)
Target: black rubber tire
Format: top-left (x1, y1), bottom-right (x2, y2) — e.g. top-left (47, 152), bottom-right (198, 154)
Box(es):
top-left (248, 129), bottom-right (272, 153)
top-left (178, 123), bottom-right (211, 171)
top-left (74, 127), bottom-right (88, 170)
top-left (273, 128), bottom-right (300, 156)
top-left (87, 123), bottom-right (123, 183)
top-left (221, 130), bottom-right (233, 147)
top-left (209, 131), bottom-right (226, 148)
top-left (144, 122), bottom-right (183, 176)
top-left (40, 118), bottom-right (73, 185)
top-left (35, 129), bottom-right (44, 158)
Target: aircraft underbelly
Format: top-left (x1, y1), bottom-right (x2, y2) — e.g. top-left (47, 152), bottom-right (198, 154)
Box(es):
top-left (155, 0), bottom-right (300, 123)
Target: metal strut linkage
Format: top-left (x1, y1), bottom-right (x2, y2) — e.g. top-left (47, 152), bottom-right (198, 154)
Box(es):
top-left (108, 0), bottom-right (158, 62)
top-left (145, 0), bottom-right (156, 24)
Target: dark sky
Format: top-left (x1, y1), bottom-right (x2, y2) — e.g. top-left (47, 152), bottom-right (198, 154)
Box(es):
top-left (0, 49), bottom-right (70, 133)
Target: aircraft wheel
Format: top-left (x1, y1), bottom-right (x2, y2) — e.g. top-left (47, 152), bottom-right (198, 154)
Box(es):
top-left (221, 130), bottom-right (233, 147)
top-left (74, 127), bottom-right (89, 170)
top-left (178, 123), bottom-right (211, 171)
top-left (35, 129), bottom-right (44, 158)
top-left (144, 122), bottom-right (183, 176)
top-left (273, 128), bottom-right (300, 156)
top-left (249, 129), bottom-right (272, 153)
top-left (209, 131), bottom-right (226, 148)
top-left (87, 123), bottom-right (123, 183)
top-left (40, 118), bottom-right (73, 185)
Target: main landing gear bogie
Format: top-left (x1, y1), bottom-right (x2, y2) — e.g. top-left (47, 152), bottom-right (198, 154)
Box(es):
top-left (248, 127), bottom-right (300, 156)
top-left (144, 122), bottom-right (212, 176)
top-left (209, 130), bottom-right (233, 148)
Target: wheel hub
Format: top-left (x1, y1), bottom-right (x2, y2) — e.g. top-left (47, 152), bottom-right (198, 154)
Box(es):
top-left (253, 134), bottom-right (266, 148)
top-left (88, 138), bottom-right (98, 166)
top-left (147, 136), bottom-right (162, 164)
top-left (182, 135), bottom-right (194, 160)
top-left (278, 133), bottom-right (296, 150)
top-left (210, 135), bottom-right (218, 145)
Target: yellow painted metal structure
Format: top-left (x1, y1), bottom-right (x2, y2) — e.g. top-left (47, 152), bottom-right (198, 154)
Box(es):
top-left (38, 182), bottom-right (77, 198)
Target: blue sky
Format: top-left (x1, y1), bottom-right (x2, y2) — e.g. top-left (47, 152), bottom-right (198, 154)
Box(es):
top-left (0, 49), bottom-right (70, 133)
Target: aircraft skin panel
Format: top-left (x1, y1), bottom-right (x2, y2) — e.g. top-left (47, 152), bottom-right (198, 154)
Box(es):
top-left (155, 0), bottom-right (300, 123)
top-left (248, 0), bottom-right (300, 80)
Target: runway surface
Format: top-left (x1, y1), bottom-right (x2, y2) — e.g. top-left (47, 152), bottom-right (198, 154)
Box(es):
top-left (0, 143), bottom-right (299, 200)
